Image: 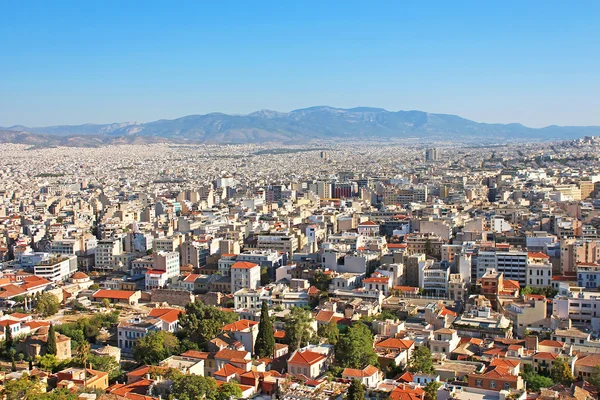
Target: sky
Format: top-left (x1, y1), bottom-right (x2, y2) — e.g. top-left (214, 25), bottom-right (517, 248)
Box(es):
top-left (1, 1), bottom-right (599, 128)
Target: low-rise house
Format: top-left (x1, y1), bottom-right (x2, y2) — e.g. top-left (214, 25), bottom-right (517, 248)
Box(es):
top-left (17, 325), bottom-right (72, 361)
top-left (467, 365), bottom-right (524, 391)
top-left (374, 338), bottom-right (415, 369)
top-left (287, 349), bottom-right (329, 379)
top-left (92, 289), bottom-right (141, 305)
top-left (342, 365), bottom-right (383, 388)
top-left (54, 367), bottom-right (109, 391)
top-left (222, 319), bottom-right (259, 354)
top-left (147, 308), bottom-right (182, 332)
top-left (429, 328), bottom-right (460, 357)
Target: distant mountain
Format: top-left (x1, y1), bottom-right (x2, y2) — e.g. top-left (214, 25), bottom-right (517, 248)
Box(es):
top-left (2, 106), bottom-right (599, 146)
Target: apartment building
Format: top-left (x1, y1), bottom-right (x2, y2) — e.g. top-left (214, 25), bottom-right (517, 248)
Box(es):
top-left (231, 261), bottom-right (261, 293)
top-left (477, 250), bottom-right (528, 286)
top-left (95, 238), bottom-right (123, 271)
top-left (34, 255), bottom-right (77, 282)
top-left (526, 252), bottom-right (553, 288)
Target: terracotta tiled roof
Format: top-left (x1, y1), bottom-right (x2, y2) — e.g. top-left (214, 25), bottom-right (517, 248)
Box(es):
top-left (288, 350), bottom-right (326, 366)
top-left (375, 338), bottom-right (415, 351)
top-left (231, 261), bottom-right (259, 269)
top-left (223, 319), bottom-right (258, 332)
top-left (93, 289), bottom-right (136, 300)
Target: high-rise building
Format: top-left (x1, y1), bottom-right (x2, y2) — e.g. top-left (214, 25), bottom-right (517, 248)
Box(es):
top-left (425, 148), bottom-right (439, 161)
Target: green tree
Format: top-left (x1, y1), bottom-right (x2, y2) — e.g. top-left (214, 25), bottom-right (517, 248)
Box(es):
top-left (38, 388), bottom-right (78, 400)
top-left (89, 283), bottom-right (100, 291)
top-left (521, 366), bottom-right (553, 392)
top-left (38, 354), bottom-right (61, 371)
top-left (5, 326), bottom-right (13, 351)
top-left (318, 319), bottom-right (340, 346)
top-left (254, 301), bottom-right (275, 358)
top-left (88, 353), bottom-right (122, 380)
top-left (1, 375), bottom-right (43, 400)
top-left (101, 298), bottom-right (111, 309)
top-left (424, 238), bottom-right (434, 257)
top-left (46, 324), bottom-right (57, 356)
top-left (284, 306), bottom-right (315, 352)
top-left (216, 380), bottom-right (243, 400)
top-left (408, 346), bottom-right (435, 374)
top-left (170, 374), bottom-right (218, 400)
top-left (335, 322), bottom-right (379, 369)
top-left (133, 330), bottom-right (180, 365)
top-left (550, 357), bottom-right (574, 386)
top-left (313, 270), bottom-right (332, 292)
top-left (347, 379), bottom-right (366, 400)
top-left (589, 365), bottom-right (600, 390)
top-left (35, 292), bottom-right (60, 317)
top-left (178, 302), bottom-right (238, 346)
top-left (424, 381), bottom-right (442, 400)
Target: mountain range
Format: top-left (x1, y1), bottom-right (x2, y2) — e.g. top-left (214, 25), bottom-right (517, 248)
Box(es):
top-left (2, 106), bottom-right (599, 147)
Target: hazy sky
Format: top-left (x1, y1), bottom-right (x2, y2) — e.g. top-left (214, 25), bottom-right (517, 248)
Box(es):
top-left (1, 1), bottom-right (599, 127)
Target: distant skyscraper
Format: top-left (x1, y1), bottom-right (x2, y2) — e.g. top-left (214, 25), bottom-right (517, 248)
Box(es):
top-left (425, 148), bottom-right (439, 161)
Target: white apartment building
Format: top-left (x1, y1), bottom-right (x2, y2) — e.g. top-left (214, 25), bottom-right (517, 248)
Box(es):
top-left (419, 262), bottom-right (450, 297)
top-left (526, 256), bottom-right (553, 288)
top-left (257, 232), bottom-right (298, 254)
top-left (231, 261), bottom-right (261, 293)
top-left (34, 255), bottom-right (77, 282)
top-left (95, 238), bottom-right (123, 271)
top-left (153, 251), bottom-right (180, 280)
top-left (552, 290), bottom-right (600, 332)
top-left (234, 287), bottom-right (272, 310)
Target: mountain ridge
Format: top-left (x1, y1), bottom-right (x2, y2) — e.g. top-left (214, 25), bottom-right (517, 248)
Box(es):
top-left (2, 106), bottom-right (599, 147)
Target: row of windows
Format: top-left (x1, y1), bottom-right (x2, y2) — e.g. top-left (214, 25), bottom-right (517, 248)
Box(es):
top-left (475, 380), bottom-right (510, 390)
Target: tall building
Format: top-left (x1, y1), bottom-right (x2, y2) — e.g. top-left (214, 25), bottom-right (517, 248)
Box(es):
top-left (425, 148), bottom-right (439, 161)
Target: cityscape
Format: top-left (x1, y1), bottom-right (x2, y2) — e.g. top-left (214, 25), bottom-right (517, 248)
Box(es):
top-left (2, 2), bottom-right (600, 400)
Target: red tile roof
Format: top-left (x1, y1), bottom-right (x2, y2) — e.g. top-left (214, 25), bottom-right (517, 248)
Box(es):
top-left (93, 289), bottom-right (136, 300)
top-left (231, 261), bottom-right (259, 269)
top-left (222, 319), bottom-right (258, 332)
top-left (288, 350), bottom-right (326, 366)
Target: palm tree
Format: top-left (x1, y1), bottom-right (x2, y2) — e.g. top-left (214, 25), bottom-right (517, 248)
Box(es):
top-left (76, 341), bottom-right (91, 388)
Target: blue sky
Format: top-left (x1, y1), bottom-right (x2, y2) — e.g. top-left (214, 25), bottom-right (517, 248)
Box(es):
top-left (1, 1), bottom-right (599, 127)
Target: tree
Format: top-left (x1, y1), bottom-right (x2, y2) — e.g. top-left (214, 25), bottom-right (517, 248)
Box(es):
top-left (38, 354), bottom-right (60, 371)
top-left (313, 270), bottom-right (332, 292)
top-left (424, 381), bottom-right (442, 400)
top-left (35, 292), bottom-right (60, 317)
top-left (170, 374), bottom-right (218, 400)
top-left (101, 298), bottom-right (111, 309)
top-left (38, 388), bottom-right (79, 400)
top-left (318, 319), bottom-right (340, 346)
top-left (590, 365), bottom-right (600, 390)
top-left (88, 353), bottom-right (122, 380)
top-left (89, 283), bottom-right (100, 291)
top-left (133, 330), bottom-right (180, 365)
top-left (335, 322), bottom-right (379, 369)
top-left (284, 306), bottom-right (315, 352)
top-left (347, 379), bottom-right (366, 400)
top-left (5, 326), bottom-right (13, 351)
top-left (550, 357), bottom-right (574, 386)
top-left (521, 369), bottom-right (553, 392)
top-left (46, 324), bottom-right (57, 356)
top-left (1, 375), bottom-right (43, 400)
top-left (424, 238), bottom-right (434, 257)
top-left (254, 301), bottom-right (275, 358)
top-left (216, 380), bottom-right (243, 400)
top-left (408, 346), bottom-right (435, 374)
top-left (178, 302), bottom-right (238, 346)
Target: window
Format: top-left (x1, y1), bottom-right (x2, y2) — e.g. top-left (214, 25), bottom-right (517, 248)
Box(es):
top-left (476, 379), bottom-right (483, 387)
top-left (490, 381), bottom-right (496, 389)
top-left (503, 383), bottom-right (510, 390)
